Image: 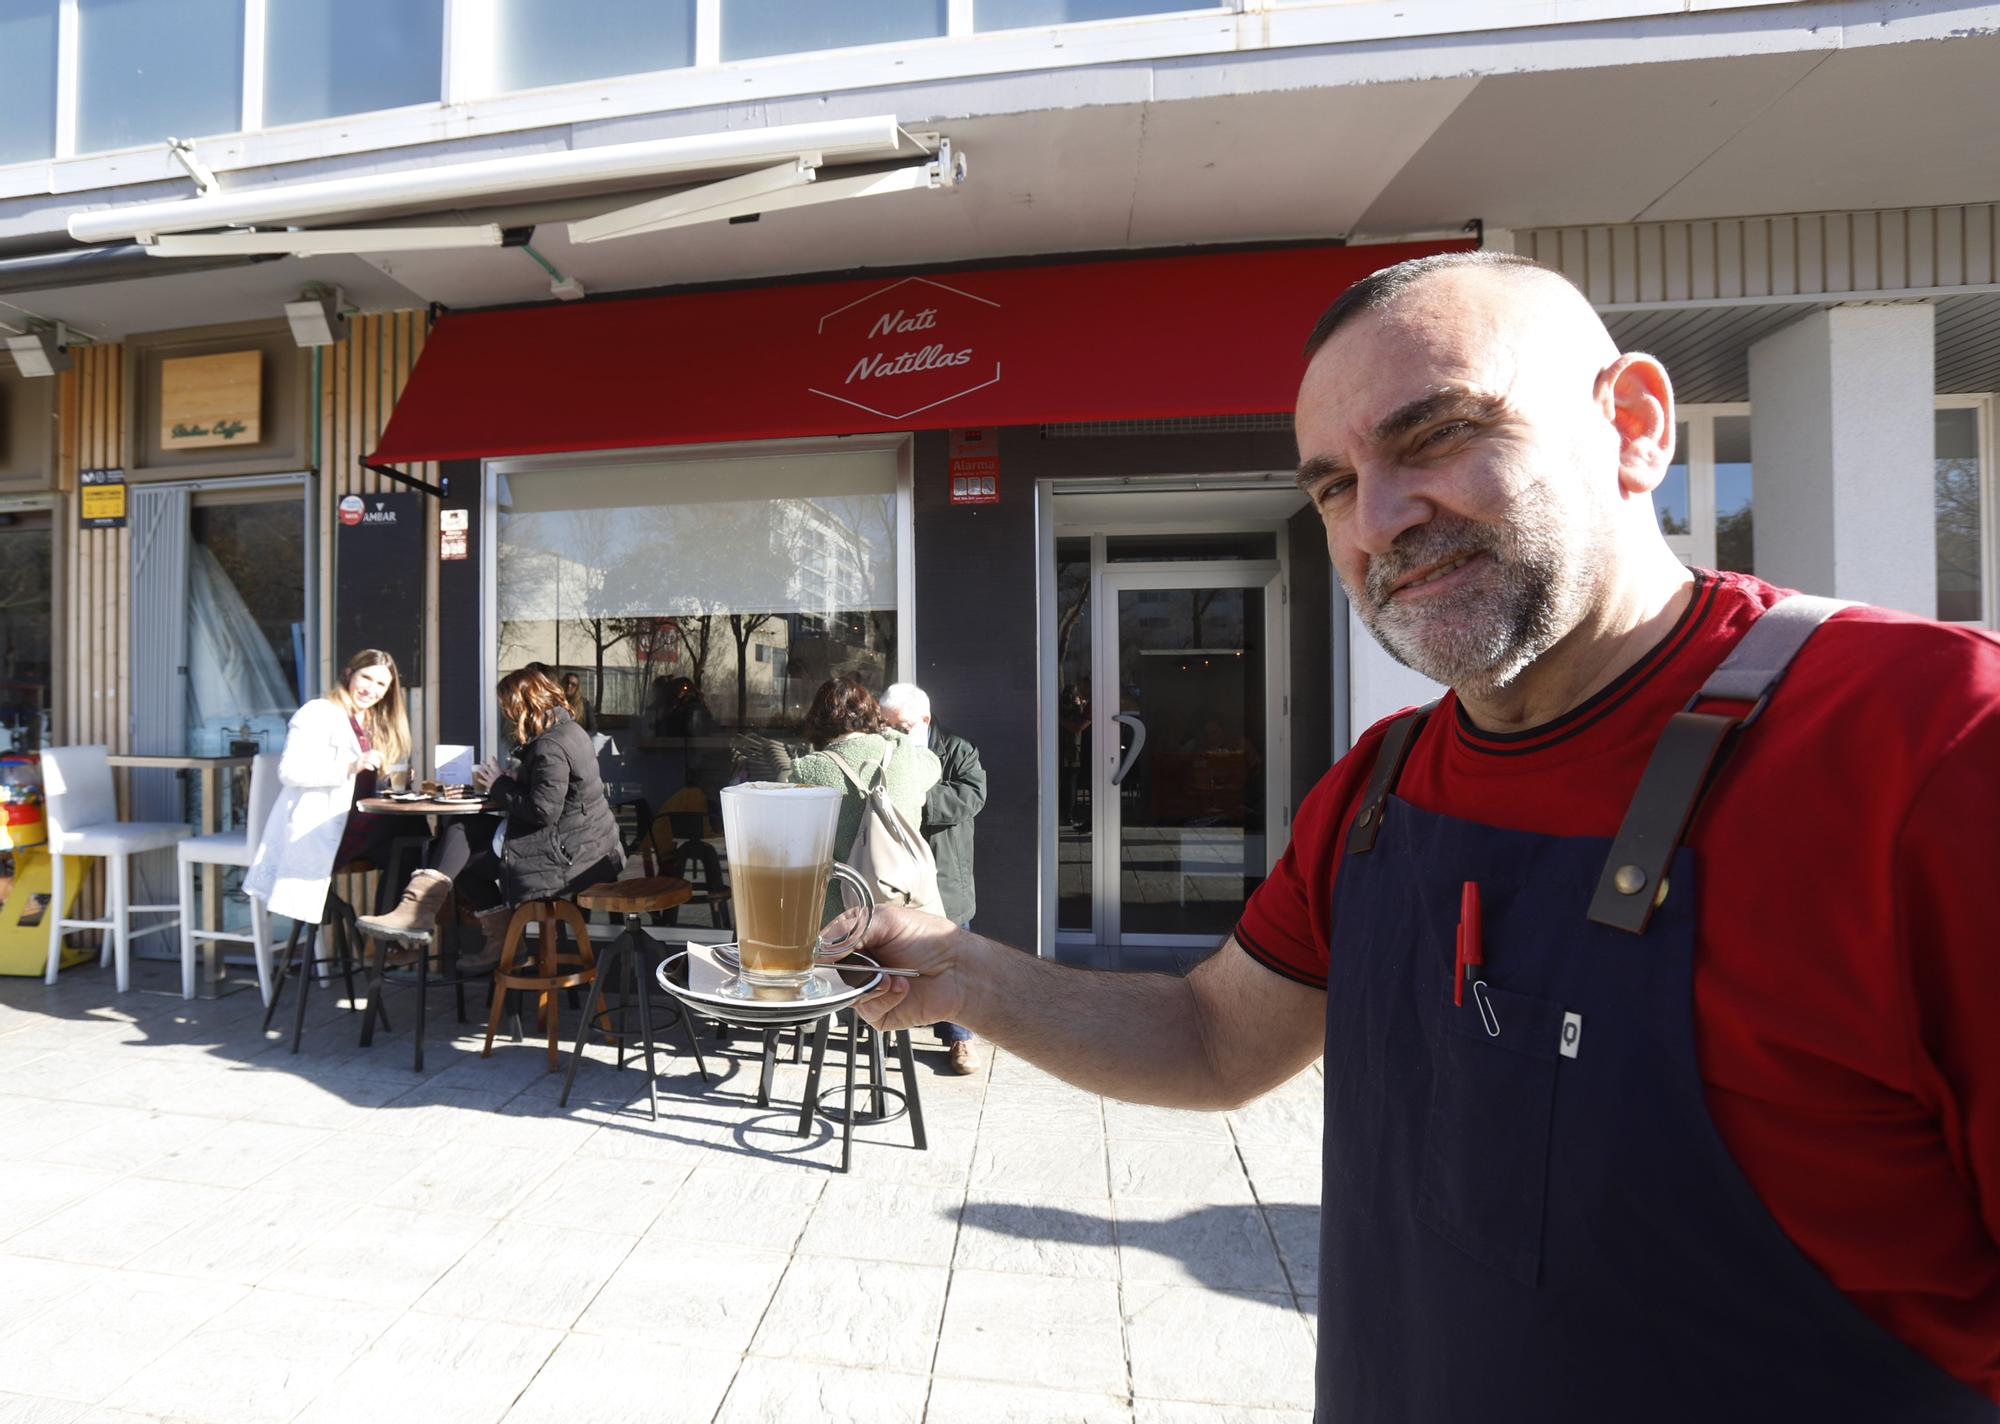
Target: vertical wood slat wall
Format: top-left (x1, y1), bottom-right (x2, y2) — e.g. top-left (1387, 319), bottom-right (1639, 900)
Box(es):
top-left (57, 344), bottom-right (129, 753)
top-left (54, 344), bottom-right (126, 933)
top-left (317, 310), bottom-right (437, 917)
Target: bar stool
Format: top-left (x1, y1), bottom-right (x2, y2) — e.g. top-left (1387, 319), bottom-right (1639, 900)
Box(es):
top-left (40, 745), bottom-right (192, 991)
top-left (262, 868), bottom-right (380, 1053)
top-left (481, 898), bottom-right (597, 1072)
top-left (560, 875), bottom-right (711, 1118)
top-left (176, 753), bottom-right (281, 1002)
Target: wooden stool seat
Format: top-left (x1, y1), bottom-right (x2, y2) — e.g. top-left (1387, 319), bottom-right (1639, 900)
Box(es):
top-left (575, 876), bottom-right (693, 916)
top-left (482, 898), bottom-right (597, 1071)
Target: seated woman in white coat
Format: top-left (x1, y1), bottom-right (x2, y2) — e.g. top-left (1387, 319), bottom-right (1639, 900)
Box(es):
top-left (244, 649), bottom-right (411, 930)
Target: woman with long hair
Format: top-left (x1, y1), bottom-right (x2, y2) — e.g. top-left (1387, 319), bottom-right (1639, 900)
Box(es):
top-left (357, 666), bottom-right (624, 968)
top-left (245, 649), bottom-right (412, 927)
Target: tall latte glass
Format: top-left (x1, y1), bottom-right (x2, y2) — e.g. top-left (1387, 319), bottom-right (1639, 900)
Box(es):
top-left (719, 782), bottom-right (873, 999)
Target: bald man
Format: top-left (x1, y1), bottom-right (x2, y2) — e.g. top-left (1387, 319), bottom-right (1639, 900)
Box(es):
top-left (851, 252), bottom-right (2000, 1420)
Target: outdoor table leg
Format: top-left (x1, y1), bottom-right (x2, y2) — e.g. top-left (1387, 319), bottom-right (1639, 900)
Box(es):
top-left (358, 935), bottom-right (390, 1048)
top-left (894, 1028), bottom-right (928, 1151)
top-left (413, 929), bottom-right (432, 1073)
top-left (796, 1016), bottom-right (830, 1139)
top-left (757, 1028), bottom-right (779, 1107)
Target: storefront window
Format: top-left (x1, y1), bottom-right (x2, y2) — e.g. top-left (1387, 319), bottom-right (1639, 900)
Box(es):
top-left (495, 448), bottom-right (901, 818)
top-left (722, 0), bottom-right (945, 61)
top-left (188, 499), bottom-right (307, 754)
top-left (977, 0), bottom-right (1216, 28)
top-left (0, 516), bottom-right (53, 752)
top-left (263, 0), bottom-right (443, 127)
top-left (1714, 414), bottom-right (1753, 574)
top-left (1936, 406), bottom-right (1984, 624)
top-left (495, 0), bottom-right (693, 91)
top-left (0, 2), bottom-right (58, 164)
top-left (77, 0), bottom-right (242, 152)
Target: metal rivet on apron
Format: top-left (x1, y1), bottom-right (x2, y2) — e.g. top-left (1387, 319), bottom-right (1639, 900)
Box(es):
top-left (1613, 864), bottom-right (1647, 895)
top-left (1356, 805), bottom-right (1375, 826)
top-left (1654, 876), bottom-right (1671, 908)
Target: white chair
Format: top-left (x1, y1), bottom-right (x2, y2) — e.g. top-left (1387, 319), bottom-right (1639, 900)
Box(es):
top-left (177, 753), bottom-right (281, 1004)
top-left (41, 745), bottom-right (193, 992)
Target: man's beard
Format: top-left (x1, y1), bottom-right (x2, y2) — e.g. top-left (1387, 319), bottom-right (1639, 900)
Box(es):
top-left (1347, 491), bottom-right (1600, 698)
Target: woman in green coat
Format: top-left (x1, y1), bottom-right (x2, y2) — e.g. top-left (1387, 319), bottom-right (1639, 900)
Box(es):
top-left (787, 674), bottom-right (942, 880)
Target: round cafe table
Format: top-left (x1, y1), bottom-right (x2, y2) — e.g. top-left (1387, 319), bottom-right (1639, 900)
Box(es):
top-left (353, 794), bottom-right (497, 1071)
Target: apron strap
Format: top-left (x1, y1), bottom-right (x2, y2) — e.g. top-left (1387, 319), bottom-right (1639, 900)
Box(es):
top-left (1347, 702), bottom-right (1437, 854)
top-left (1587, 592), bottom-right (1854, 933)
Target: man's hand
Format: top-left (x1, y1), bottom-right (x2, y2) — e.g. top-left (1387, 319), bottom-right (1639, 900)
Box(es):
top-left (835, 904), bottom-right (972, 1032)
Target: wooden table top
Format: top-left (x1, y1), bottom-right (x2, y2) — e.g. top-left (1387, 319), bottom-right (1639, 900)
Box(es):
top-left (356, 797), bottom-right (498, 816)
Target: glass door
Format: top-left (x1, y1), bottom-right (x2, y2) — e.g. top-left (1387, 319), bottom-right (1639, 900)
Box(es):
top-left (1091, 566), bottom-right (1280, 948)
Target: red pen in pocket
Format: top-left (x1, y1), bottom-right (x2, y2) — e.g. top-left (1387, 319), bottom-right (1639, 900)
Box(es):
top-left (1454, 881), bottom-right (1483, 1007)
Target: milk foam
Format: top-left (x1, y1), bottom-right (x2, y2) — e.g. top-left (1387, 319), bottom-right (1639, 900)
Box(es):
top-left (719, 782), bottom-right (840, 867)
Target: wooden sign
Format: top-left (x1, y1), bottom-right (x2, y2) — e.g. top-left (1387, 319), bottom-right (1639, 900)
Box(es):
top-left (78, 468), bottom-right (126, 528)
top-left (160, 351), bottom-right (262, 449)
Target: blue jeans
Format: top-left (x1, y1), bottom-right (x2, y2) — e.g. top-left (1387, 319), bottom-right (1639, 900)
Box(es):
top-left (934, 921), bottom-right (973, 1044)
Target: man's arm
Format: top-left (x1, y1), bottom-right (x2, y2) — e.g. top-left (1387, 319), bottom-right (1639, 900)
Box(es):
top-left (922, 737), bottom-right (987, 829)
top-left (852, 907), bottom-right (1324, 1109)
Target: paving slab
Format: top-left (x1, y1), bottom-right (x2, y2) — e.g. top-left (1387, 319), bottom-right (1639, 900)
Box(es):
top-left (0, 963), bottom-right (1327, 1420)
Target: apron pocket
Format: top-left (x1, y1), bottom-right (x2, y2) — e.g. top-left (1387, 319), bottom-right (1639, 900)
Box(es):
top-left (1416, 982), bottom-right (1567, 1287)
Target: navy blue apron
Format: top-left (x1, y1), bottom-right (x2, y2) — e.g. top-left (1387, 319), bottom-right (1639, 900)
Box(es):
top-left (1314, 602), bottom-right (1998, 1421)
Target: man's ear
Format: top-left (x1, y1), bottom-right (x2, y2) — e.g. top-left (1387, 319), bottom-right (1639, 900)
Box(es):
top-left (1600, 353), bottom-right (1676, 495)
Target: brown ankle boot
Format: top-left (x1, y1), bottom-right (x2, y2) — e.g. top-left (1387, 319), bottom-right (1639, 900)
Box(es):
top-left (356, 869), bottom-right (453, 941)
top-left (457, 906), bottom-right (516, 975)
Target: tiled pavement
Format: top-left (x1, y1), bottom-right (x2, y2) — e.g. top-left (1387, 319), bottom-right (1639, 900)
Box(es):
top-left (0, 955), bottom-right (1320, 1423)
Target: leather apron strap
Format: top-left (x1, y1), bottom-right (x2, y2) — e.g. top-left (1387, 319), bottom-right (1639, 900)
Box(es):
top-left (1347, 702), bottom-right (1438, 855)
top-left (1586, 593), bottom-right (1854, 933)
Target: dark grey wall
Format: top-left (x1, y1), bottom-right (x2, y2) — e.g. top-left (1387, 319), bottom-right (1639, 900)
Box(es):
top-left (911, 429), bottom-right (1041, 949)
top-left (438, 459), bottom-right (483, 750)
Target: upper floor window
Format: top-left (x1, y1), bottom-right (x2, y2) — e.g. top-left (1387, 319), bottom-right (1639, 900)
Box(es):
top-left (0, 2), bottom-right (58, 163)
top-left (78, 0), bottom-right (242, 152)
top-left (722, 0), bottom-right (946, 62)
top-left (495, 0), bottom-right (694, 90)
top-left (976, 0), bottom-right (1217, 30)
top-left (264, 0), bottom-right (443, 127)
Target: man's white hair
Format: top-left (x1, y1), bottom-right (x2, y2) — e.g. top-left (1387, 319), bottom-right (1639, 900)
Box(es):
top-left (880, 682), bottom-right (931, 721)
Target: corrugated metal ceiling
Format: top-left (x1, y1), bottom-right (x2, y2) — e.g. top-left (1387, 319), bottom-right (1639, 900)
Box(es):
top-left (1606, 293), bottom-right (2000, 404)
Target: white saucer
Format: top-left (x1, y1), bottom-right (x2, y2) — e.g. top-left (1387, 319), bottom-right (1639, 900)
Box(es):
top-left (655, 945), bottom-right (882, 1026)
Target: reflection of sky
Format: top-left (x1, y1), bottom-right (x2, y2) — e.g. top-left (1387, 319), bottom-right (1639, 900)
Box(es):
top-left (1653, 463), bottom-right (1690, 532)
top-left (497, 494), bottom-right (896, 617)
top-left (1716, 463), bottom-right (1753, 518)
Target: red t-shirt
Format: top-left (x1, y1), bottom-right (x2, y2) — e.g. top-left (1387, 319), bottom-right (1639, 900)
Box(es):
top-left (1238, 570), bottom-right (2000, 1399)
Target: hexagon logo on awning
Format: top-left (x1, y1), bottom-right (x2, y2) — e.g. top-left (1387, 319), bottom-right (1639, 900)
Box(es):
top-left (808, 276), bottom-right (1003, 421)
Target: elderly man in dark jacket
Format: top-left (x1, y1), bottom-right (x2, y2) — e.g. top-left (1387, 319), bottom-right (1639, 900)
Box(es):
top-left (881, 682), bottom-right (986, 1074)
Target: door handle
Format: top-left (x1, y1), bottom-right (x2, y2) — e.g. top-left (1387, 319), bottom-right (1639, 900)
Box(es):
top-left (1110, 713), bottom-right (1147, 787)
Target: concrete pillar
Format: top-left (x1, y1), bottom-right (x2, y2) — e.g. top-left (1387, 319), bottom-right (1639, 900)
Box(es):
top-left (1748, 304), bottom-right (1936, 613)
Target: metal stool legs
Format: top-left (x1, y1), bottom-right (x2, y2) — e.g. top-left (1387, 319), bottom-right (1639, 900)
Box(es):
top-left (263, 896), bottom-right (372, 1054)
top-left (795, 1009), bottom-right (928, 1173)
top-left (559, 912), bottom-right (711, 1118)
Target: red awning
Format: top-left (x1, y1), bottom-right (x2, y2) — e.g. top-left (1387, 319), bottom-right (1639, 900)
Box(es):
top-left (369, 240), bottom-right (1466, 466)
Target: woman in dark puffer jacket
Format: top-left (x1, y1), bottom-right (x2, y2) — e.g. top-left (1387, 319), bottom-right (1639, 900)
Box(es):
top-left (358, 667), bottom-right (624, 968)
